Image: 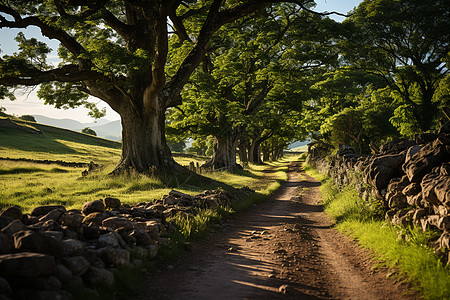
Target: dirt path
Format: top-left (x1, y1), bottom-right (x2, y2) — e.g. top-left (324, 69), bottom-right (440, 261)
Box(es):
top-left (139, 162), bottom-right (418, 300)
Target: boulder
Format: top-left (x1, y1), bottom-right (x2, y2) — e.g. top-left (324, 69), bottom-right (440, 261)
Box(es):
top-left (82, 200), bottom-right (105, 216)
top-left (103, 197), bottom-right (121, 209)
top-left (83, 267), bottom-right (114, 287)
top-left (40, 219), bottom-right (63, 232)
top-left (406, 193), bottom-right (423, 207)
top-left (434, 176), bottom-right (450, 207)
top-left (0, 217), bottom-right (13, 231)
top-left (102, 217), bottom-right (134, 231)
top-left (39, 209), bottom-right (65, 223)
top-left (366, 153), bottom-right (405, 192)
top-left (387, 191), bottom-right (408, 209)
top-left (30, 205), bottom-right (66, 217)
top-left (55, 264), bottom-right (73, 283)
top-left (0, 252), bottom-right (55, 277)
top-left (82, 212), bottom-right (109, 226)
top-left (0, 277), bottom-right (11, 296)
top-left (13, 230), bottom-right (64, 257)
top-left (1, 220), bottom-right (26, 235)
top-left (62, 239), bottom-right (85, 256)
top-left (421, 171), bottom-right (441, 206)
top-left (98, 232), bottom-right (120, 248)
top-left (129, 229), bottom-right (152, 246)
top-left (437, 232), bottom-right (450, 251)
top-left (62, 256), bottom-right (90, 276)
top-left (441, 163), bottom-right (450, 176)
top-left (412, 209), bottom-right (428, 226)
top-left (0, 233), bottom-right (13, 255)
top-left (0, 206), bottom-right (23, 221)
top-left (82, 223), bottom-right (100, 240)
top-left (169, 190), bottom-right (193, 200)
top-left (60, 212), bottom-right (84, 229)
top-left (99, 247), bottom-right (131, 268)
top-left (403, 139), bottom-right (449, 183)
top-left (402, 182), bottom-right (421, 197)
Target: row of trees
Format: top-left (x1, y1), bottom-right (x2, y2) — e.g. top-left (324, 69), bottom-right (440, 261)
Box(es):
top-left (0, 0), bottom-right (449, 183)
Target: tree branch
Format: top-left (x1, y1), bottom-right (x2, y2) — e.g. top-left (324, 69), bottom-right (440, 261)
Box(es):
top-left (0, 65), bottom-right (105, 86)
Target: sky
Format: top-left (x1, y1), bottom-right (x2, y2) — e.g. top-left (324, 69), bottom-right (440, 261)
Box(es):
top-left (0, 0), bottom-right (362, 123)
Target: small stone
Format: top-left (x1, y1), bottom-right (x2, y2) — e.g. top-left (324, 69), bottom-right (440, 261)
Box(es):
top-left (104, 197), bottom-right (121, 209)
top-left (166, 265), bottom-right (174, 270)
top-left (82, 200), bottom-right (105, 216)
top-left (188, 265), bottom-right (200, 271)
top-left (278, 284), bottom-right (290, 294)
top-left (169, 190), bottom-right (193, 200)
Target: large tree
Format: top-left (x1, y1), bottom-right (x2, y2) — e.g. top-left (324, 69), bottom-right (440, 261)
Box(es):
top-left (340, 0), bottom-right (450, 133)
top-left (0, 0), bottom-right (337, 183)
top-left (170, 5), bottom-right (338, 168)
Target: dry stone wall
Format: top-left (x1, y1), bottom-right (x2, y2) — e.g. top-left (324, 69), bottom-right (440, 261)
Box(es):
top-left (0, 187), bottom-right (253, 299)
top-left (308, 123), bottom-right (450, 265)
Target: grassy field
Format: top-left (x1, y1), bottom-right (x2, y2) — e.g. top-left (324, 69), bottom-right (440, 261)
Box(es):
top-left (305, 165), bottom-right (450, 300)
top-left (0, 118), bottom-right (290, 212)
top-left (1, 117), bottom-right (296, 300)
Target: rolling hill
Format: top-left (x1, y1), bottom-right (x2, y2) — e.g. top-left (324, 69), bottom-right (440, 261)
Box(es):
top-left (34, 115), bottom-right (122, 141)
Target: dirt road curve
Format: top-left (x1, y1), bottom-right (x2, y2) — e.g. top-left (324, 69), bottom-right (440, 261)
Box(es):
top-left (139, 162), bottom-right (418, 300)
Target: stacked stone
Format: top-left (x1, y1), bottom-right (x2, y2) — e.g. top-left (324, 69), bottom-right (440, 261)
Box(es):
top-left (0, 187), bottom-right (252, 299)
top-left (311, 123), bottom-right (450, 265)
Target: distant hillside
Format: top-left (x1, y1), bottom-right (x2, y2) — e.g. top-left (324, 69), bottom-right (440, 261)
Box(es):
top-left (287, 139), bottom-right (310, 150)
top-left (90, 120), bottom-right (122, 141)
top-left (0, 116), bottom-right (121, 164)
top-left (34, 115), bottom-right (121, 141)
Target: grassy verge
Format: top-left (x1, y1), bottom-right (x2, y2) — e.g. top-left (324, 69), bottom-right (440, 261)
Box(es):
top-left (305, 165), bottom-right (450, 300)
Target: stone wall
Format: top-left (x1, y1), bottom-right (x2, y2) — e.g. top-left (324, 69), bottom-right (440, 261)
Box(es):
top-left (308, 123), bottom-right (450, 265)
top-left (0, 187), bottom-right (253, 299)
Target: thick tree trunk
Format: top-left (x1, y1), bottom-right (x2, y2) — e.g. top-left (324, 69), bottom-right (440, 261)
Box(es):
top-left (202, 135), bottom-right (240, 170)
top-left (262, 148), bottom-right (270, 162)
top-left (248, 139), bottom-right (262, 164)
top-left (113, 102), bottom-right (208, 186)
top-left (237, 137), bottom-right (249, 164)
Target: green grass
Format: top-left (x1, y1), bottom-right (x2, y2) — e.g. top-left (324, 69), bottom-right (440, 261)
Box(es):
top-left (1, 117), bottom-right (296, 299)
top-left (317, 173), bottom-right (450, 300)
